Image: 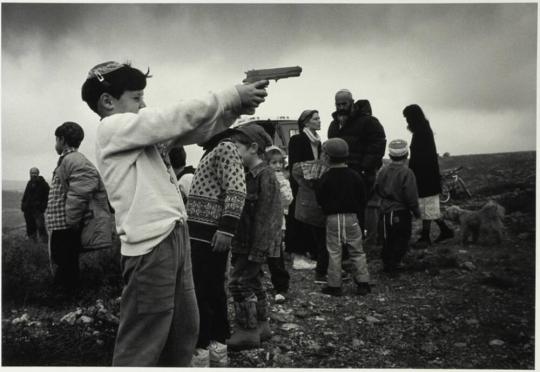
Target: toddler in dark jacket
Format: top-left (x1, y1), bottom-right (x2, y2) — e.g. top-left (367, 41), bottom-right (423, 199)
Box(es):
top-left (315, 138), bottom-right (371, 296)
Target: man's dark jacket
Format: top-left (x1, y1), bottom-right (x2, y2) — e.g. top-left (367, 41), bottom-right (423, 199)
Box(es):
top-left (327, 100), bottom-right (386, 174)
top-left (21, 176), bottom-right (50, 213)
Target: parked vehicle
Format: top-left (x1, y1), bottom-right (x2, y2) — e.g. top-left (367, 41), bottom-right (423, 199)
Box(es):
top-left (440, 166), bottom-right (472, 203)
top-left (233, 116), bottom-right (298, 156)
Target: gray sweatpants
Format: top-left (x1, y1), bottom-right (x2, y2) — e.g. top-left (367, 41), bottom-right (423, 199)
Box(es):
top-left (326, 213), bottom-right (370, 288)
top-left (112, 222), bottom-right (199, 366)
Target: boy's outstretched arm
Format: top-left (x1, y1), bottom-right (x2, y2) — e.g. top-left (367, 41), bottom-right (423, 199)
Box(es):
top-left (97, 81), bottom-right (268, 156)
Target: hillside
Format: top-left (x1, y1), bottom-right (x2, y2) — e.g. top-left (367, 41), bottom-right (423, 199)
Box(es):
top-left (1, 150), bottom-right (536, 368)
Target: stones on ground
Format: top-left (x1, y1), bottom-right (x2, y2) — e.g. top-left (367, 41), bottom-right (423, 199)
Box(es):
top-left (434, 313), bottom-right (446, 321)
top-left (466, 318), bottom-right (479, 326)
top-left (480, 273), bottom-right (514, 289)
top-left (489, 339), bottom-right (505, 346)
top-left (307, 340), bottom-right (321, 351)
top-left (461, 261), bottom-right (476, 271)
top-left (60, 309), bottom-right (82, 325)
top-left (421, 342), bottom-right (438, 354)
top-left (314, 316), bottom-right (325, 321)
top-left (454, 342), bottom-right (467, 348)
top-left (271, 309), bottom-right (295, 323)
top-left (280, 323), bottom-right (301, 331)
top-left (77, 315), bottom-right (94, 324)
top-left (518, 232), bottom-right (531, 240)
top-left (365, 315), bottom-right (381, 324)
top-left (352, 338), bottom-right (364, 349)
top-left (12, 313), bottom-right (29, 325)
top-left (294, 308), bottom-right (310, 319)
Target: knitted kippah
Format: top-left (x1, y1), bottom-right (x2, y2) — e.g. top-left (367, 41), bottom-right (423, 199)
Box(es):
top-left (265, 145), bottom-right (285, 156)
top-left (388, 139), bottom-right (409, 157)
top-left (86, 61), bottom-right (124, 81)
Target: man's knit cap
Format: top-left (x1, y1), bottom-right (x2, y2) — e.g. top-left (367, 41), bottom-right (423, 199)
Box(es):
top-left (388, 139), bottom-right (409, 157)
top-left (322, 138), bottom-right (349, 158)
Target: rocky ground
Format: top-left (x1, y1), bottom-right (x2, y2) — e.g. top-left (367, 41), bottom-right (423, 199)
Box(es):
top-left (2, 151), bottom-right (535, 367)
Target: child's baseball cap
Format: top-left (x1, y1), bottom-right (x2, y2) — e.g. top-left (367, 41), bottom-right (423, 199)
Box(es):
top-left (388, 139), bottom-right (409, 157)
top-left (234, 124), bottom-right (273, 152)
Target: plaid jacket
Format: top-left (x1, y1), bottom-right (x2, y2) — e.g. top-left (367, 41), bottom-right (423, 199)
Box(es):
top-left (46, 148), bottom-right (76, 231)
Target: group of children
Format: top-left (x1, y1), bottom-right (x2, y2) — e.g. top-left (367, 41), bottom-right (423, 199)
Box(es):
top-left (79, 61), bottom-right (423, 367)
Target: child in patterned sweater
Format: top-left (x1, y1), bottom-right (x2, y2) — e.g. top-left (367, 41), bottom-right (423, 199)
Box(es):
top-left (187, 129), bottom-right (249, 367)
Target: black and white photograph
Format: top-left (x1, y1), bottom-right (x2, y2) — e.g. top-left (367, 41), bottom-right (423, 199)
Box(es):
top-left (1, 2), bottom-right (536, 368)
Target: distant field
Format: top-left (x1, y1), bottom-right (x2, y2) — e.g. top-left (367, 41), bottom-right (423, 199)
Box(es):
top-left (2, 191), bottom-right (25, 230)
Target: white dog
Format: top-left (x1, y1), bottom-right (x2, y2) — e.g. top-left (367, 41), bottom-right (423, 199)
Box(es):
top-left (443, 200), bottom-right (505, 245)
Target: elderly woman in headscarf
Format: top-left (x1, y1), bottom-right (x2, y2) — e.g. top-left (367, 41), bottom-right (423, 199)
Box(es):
top-left (285, 110), bottom-right (328, 283)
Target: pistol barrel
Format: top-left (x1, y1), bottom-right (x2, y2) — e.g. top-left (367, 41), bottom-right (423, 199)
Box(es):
top-left (243, 66), bottom-right (302, 83)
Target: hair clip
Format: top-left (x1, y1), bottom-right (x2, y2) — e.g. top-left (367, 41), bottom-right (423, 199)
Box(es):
top-left (95, 71), bottom-right (105, 82)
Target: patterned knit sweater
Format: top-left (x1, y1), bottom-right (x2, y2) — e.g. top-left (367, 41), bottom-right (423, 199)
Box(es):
top-left (187, 140), bottom-right (246, 243)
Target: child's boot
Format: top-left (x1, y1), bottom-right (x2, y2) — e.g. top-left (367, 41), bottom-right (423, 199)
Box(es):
top-left (256, 298), bottom-right (272, 341)
top-left (258, 320), bottom-right (272, 341)
top-left (226, 297), bottom-right (260, 351)
top-left (208, 341), bottom-right (228, 367)
top-left (191, 348), bottom-right (210, 367)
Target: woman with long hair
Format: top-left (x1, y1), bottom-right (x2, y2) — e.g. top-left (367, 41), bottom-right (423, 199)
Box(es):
top-left (403, 104), bottom-right (453, 246)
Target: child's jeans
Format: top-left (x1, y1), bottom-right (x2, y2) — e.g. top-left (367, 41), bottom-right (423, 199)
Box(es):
top-left (381, 209), bottom-right (412, 271)
top-left (326, 213), bottom-right (370, 288)
top-left (229, 254), bottom-right (267, 328)
top-left (113, 222), bottom-right (199, 366)
top-left (190, 239), bottom-right (230, 348)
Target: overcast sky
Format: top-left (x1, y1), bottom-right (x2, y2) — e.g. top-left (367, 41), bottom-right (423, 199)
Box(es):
top-left (2, 3), bottom-right (537, 182)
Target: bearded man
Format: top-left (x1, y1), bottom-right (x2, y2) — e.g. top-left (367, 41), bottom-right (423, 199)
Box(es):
top-left (328, 90), bottom-right (386, 247)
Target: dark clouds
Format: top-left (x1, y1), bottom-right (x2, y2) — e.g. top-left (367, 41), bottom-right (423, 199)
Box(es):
top-left (1, 3), bottom-right (536, 180)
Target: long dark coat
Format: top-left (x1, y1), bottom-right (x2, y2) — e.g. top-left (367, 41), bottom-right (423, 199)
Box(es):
top-left (408, 127), bottom-right (442, 197)
top-left (21, 176), bottom-right (50, 213)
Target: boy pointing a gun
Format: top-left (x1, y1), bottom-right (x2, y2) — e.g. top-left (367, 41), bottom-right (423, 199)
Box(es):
top-left (81, 61), bottom-right (268, 366)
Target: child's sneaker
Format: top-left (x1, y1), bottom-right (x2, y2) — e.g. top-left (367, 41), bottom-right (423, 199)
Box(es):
top-left (208, 341), bottom-right (228, 367)
top-left (274, 293), bottom-right (286, 303)
top-left (321, 286), bottom-right (343, 296)
top-left (292, 255), bottom-right (316, 270)
top-left (191, 348), bottom-right (210, 367)
top-left (356, 282), bottom-right (371, 296)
